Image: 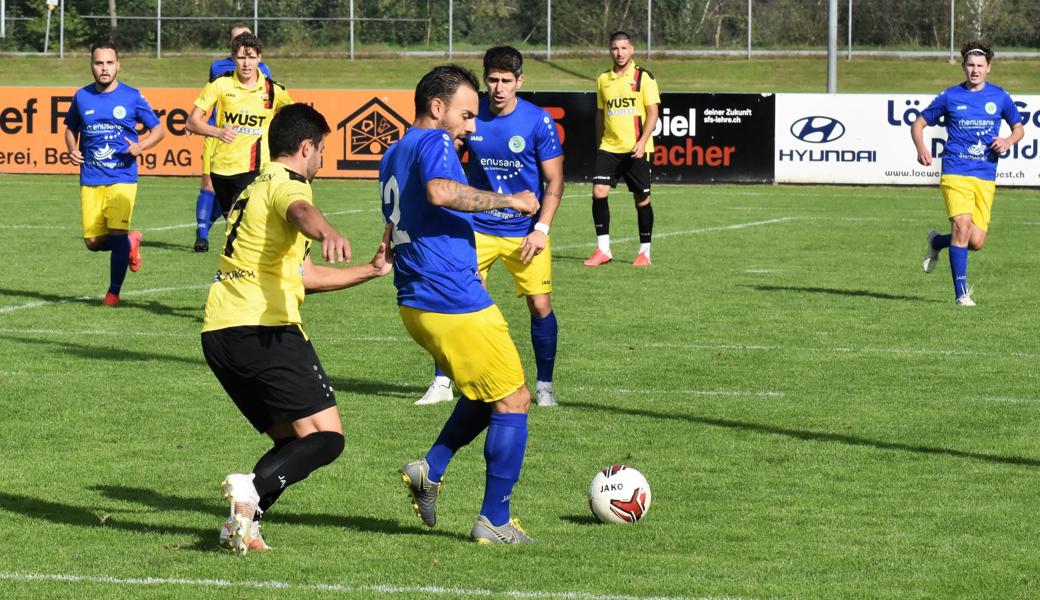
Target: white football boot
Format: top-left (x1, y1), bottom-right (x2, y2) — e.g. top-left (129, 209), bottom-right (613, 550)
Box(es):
top-left (415, 376), bottom-right (454, 406)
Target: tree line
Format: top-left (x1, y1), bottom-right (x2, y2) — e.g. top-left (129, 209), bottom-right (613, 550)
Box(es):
top-left (2, 0), bottom-right (1037, 53)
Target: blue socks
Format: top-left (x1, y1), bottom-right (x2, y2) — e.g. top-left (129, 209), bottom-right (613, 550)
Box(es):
top-left (424, 398), bottom-right (492, 483)
top-left (434, 364), bottom-right (447, 378)
top-left (932, 233), bottom-right (952, 251)
top-left (949, 245), bottom-right (969, 299)
top-left (107, 233), bottom-right (130, 295)
top-left (481, 412), bottom-right (528, 526)
top-left (195, 189), bottom-right (217, 239)
top-left (530, 312), bottom-right (558, 383)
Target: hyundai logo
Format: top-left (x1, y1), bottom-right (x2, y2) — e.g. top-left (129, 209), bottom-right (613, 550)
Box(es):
top-left (790, 116), bottom-right (846, 143)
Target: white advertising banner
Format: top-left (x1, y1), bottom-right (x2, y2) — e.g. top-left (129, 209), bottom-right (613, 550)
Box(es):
top-left (775, 93), bottom-right (1040, 186)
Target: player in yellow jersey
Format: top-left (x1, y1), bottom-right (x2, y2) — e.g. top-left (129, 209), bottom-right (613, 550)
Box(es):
top-left (585, 31), bottom-right (660, 267)
top-left (202, 104), bottom-right (392, 555)
top-left (187, 32), bottom-right (292, 235)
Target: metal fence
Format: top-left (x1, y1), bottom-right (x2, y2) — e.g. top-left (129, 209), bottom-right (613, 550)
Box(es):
top-left (2, 0), bottom-right (1038, 60)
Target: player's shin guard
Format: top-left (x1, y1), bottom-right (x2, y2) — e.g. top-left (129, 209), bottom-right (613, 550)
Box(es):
top-left (481, 412), bottom-right (528, 526)
top-left (636, 201), bottom-right (654, 244)
top-left (425, 398), bottom-right (492, 482)
top-left (949, 245), bottom-right (969, 299)
top-left (592, 197), bottom-right (610, 236)
top-left (251, 431), bottom-right (344, 503)
top-left (530, 312), bottom-right (557, 383)
top-left (107, 233), bottom-right (130, 295)
top-left (195, 189), bottom-right (217, 239)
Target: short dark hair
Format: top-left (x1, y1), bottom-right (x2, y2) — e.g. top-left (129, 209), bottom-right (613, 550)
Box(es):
top-left (268, 104), bottom-right (331, 159)
top-left (231, 31), bottom-right (263, 57)
top-left (483, 46), bottom-right (523, 79)
top-left (91, 41), bottom-right (119, 58)
top-left (413, 65), bottom-right (479, 118)
top-left (609, 31), bottom-right (631, 45)
top-left (960, 40), bottom-right (994, 63)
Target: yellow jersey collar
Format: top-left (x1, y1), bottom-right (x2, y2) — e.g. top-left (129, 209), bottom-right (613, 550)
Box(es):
top-left (232, 71), bottom-right (267, 91)
top-left (608, 62), bottom-right (638, 81)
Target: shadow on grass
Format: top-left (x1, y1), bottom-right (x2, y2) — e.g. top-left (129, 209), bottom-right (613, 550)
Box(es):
top-left (0, 287), bottom-right (97, 308)
top-left (0, 335), bottom-right (206, 367)
top-left (90, 484), bottom-right (469, 541)
top-left (0, 491), bottom-right (215, 552)
top-left (567, 401), bottom-right (1040, 469)
top-left (530, 57), bottom-right (596, 82)
top-left (329, 377), bottom-right (427, 400)
top-left (745, 284), bottom-right (930, 302)
top-left (560, 514), bottom-right (599, 525)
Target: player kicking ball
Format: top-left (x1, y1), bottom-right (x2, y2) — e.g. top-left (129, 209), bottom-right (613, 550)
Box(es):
top-left (911, 40), bottom-right (1024, 306)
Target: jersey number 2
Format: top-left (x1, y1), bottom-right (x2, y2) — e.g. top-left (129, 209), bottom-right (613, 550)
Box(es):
top-left (380, 175), bottom-right (411, 245)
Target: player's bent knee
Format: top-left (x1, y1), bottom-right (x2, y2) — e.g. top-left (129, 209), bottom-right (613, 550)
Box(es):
top-left (526, 294), bottom-right (552, 317)
top-left (592, 185), bottom-right (611, 197)
top-left (493, 386), bottom-right (531, 414)
top-left (84, 237), bottom-right (106, 251)
top-left (635, 197), bottom-right (652, 207)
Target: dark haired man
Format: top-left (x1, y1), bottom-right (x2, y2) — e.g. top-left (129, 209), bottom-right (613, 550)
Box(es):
top-left (416, 46), bottom-right (564, 408)
top-left (187, 32), bottom-right (292, 229)
top-left (203, 103), bottom-right (392, 554)
top-left (585, 30), bottom-right (660, 267)
top-left (191, 24), bottom-right (273, 253)
top-left (63, 41), bottom-right (165, 306)
top-left (911, 40), bottom-right (1024, 306)
top-left (381, 65), bottom-right (541, 543)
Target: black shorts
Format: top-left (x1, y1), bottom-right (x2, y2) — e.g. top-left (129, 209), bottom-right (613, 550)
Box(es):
top-left (592, 150), bottom-right (652, 200)
top-left (211, 171), bottom-right (259, 216)
top-left (201, 325), bottom-right (337, 433)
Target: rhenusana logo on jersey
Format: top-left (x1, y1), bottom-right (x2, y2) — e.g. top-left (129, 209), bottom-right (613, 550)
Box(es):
top-left (113, 105), bottom-right (126, 119)
top-left (508, 135), bottom-right (526, 153)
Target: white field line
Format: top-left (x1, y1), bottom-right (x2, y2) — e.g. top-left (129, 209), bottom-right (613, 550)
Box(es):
top-left (744, 269), bottom-right (776, 273)
top-left (0, 572), bottom-right (725, 600)
top-left (552, 217), bottom-right (797, 251)
top-left (0, 284), bottom-right (209, 315)
top-left (640, 340), bottom-right (1040, 360)
top-left (574, 386), bottom-right (783, 398)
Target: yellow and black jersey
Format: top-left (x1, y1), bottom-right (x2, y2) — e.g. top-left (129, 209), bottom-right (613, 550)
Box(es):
top-left (596, 62), bottom-right (661, 155)
top-left (193, 72), bottom-right (293, 176)
top-left (202, 162), bottom-right (313, 332)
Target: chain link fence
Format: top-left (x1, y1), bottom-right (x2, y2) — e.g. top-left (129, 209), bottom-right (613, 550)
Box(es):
top-left (2, 0), bottom-right (1038, 59)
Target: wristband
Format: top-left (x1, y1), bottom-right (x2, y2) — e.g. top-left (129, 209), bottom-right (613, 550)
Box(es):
top-left (534, 222), bottom-right (550, 235)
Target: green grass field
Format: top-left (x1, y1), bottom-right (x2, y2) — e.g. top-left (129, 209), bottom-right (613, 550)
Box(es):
top-left (2, 174), bottom-right (1039, 599)
top-left (4, 55), bottom-right (1040, 93)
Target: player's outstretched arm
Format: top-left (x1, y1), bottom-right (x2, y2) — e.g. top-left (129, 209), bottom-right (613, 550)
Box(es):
top-left (910, 116), bottom-right (933, 166)
top-left (301, 225), bottom-right (393, 294)
top-left (286, 199), bottom-right (352, 264)
top-left (427, 178), bottom-right (540, 215)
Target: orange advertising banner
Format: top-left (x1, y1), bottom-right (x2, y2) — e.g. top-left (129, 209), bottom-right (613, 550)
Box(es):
top-left (0, 87), bottom-right (415, 178)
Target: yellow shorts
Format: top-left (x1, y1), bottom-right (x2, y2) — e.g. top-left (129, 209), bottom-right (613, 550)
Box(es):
top-left (940, 174), bottom-right (995, 231)
top-left (399, 304), bottom-right (525, 402)
top-left (474, 231), bottom-right (553, 297)
top-left (201, 136), bottom-right (218, 175)
top-left (80, 183), bottom-right (137, 238)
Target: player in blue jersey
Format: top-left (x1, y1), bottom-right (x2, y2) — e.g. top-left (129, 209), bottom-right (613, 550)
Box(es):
top-left (192, 24), bottom-right (273, 253)
top-left (912, 40), bottom-right (1024, 306)
top-left (416, 47), bottom-right (564, 408)
top-left (63, 41), bottom-right (165, 307)
top-left (382, 65), bottom-right (540, 543)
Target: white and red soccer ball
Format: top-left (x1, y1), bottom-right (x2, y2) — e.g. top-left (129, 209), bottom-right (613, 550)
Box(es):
top-left (588, 464), bottom-right (652, 524)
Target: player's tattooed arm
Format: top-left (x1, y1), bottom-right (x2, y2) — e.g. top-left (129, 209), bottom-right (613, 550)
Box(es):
top-left (427, 179), bottom-right (539, 215)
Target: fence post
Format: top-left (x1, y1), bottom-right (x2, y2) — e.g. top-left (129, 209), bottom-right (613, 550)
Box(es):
top-left (646, 0), bottom-right (651, 57)
top-left (546, 0), bottom-right (551, 60)
top-left (349, 0), bottom-right (354, 60)
top-left (448, 0), bottom-right (453, 58)
top-left (1, 0), bottom-right (6, 38)
top-left (746, 0), bottom-right (751, 60)
top-left (59, 0), bottom-right (63, 58)
top-left (156, 0), bottom-right (162, 59)
top-left (254, 0), bottom-right (259, 36)
top-left (949, 0), bottom-right (956, 63)
top-left (847, 0), bottom-right (852, 60)
top-left (827, 0), bottom-right (837, 92)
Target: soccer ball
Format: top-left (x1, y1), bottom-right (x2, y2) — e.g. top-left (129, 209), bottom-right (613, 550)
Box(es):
top-left (588, 464), bottom-right (652, 524)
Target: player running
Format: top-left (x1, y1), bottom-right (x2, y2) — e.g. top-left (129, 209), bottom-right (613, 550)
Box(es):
top-left (63, 41), bottom-right (165, 307)
top-left (912, 40), bottom-right (1025, 306)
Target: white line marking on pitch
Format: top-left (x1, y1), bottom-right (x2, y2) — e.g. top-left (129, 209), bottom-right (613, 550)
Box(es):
top-left (0, 284), bottom-right (209, 315)
top-left (576, 386), bottom-right (783, 398)
top-left (0, 573), bottom-right (724, 600)
top-left (553, 217), bottom-right (797, 251)
top-left (744, 269), bottom-right (776, 273)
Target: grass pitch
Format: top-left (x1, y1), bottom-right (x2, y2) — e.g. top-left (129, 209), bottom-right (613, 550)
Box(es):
top-left (1, 174), bottom-right (1039, 598)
